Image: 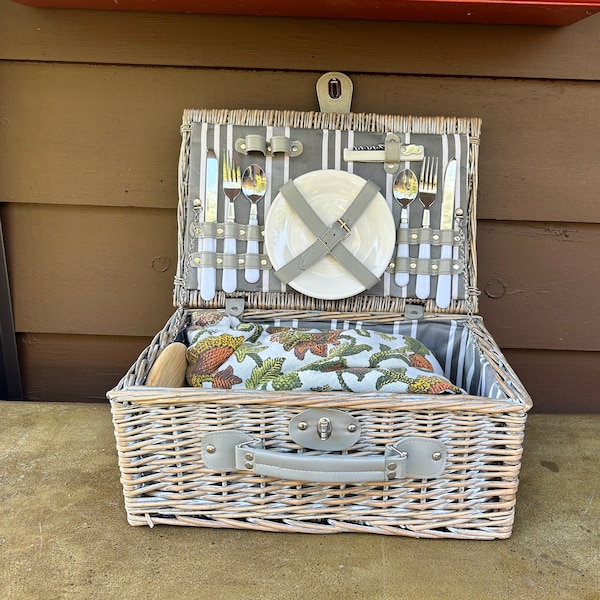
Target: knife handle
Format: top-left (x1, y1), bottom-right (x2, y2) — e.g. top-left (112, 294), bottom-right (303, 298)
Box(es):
top-left (435, 244), bottom-right (453, 309)
top-left (245, 215), bottom-right (260, 283)
top-left (394, 219), bottom-right (410, 288)
top-left (222, 236), bottom-right (237, 293)
top-left (200, 237), bottom-right (216, 301)
top-left (415, 240), bottom-right (431, 299)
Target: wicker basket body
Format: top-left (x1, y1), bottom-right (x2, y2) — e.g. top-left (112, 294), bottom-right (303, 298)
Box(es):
top-left (108, 108), bottom-right (532, 539)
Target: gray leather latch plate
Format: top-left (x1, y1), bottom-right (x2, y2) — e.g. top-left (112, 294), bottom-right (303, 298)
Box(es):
top-left (289, 408), bottom-right (361, 451)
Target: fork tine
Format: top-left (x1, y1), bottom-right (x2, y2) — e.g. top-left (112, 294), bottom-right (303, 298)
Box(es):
top-left (419, 156), bottom-right (439, 192)
top-left (223, 150), bottom-right (241, 184)
top-left (234, 151), bottom-right (241, 182)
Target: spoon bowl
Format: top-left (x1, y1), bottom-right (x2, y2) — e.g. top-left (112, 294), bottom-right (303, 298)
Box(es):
top-left (392, 168), bottom-right (418, 288)
top-left (242, 164), bottom-right (267, 218)
top-left (392, 168), bottom-right (419, 210)
top-left (241, 164), bottom-right (267, 283)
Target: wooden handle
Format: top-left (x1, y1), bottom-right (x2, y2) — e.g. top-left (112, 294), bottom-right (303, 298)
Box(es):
top-left (145, 342), bottom-right (188, 387)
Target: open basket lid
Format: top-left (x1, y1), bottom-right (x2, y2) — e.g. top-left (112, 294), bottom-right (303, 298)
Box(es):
top-left (173, 73), bottom-right (481, 319)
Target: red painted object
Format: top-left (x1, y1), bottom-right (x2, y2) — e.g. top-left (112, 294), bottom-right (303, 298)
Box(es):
top-left (9, 0), bottom-right (600, 26)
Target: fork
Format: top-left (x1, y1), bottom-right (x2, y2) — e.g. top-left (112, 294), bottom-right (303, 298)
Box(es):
top-left (415, 156), bottom-right (438, 300)
top-left (221, 151), bottom-right (241, 293)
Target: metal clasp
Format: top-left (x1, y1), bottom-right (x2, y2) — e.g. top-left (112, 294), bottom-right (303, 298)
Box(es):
top-left (337, 218), bottom-right (351, 234)
top-left (317, 417), bottom-right (332, 441)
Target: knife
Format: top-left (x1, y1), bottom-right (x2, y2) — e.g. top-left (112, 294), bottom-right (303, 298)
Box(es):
top-left (200, 150), bottom-right (219, 301)
top-left (435, 159), bottom-right (457, 309)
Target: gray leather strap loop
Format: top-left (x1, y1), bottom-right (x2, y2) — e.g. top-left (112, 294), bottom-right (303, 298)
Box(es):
top-left (274, 179), bottom-right (381, 289)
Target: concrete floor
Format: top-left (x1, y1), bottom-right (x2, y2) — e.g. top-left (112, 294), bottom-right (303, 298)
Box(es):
top-left (0, 402), bottom-right (598, 600)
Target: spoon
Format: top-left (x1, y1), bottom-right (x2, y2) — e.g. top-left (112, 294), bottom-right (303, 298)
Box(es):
top-left (241, 164), bottom-right (267, 283)
top-left (392, 169), bottom-right (418, 287)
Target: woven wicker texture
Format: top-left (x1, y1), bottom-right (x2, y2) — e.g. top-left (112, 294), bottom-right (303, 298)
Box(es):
top-left (110, 398), bottom-right (526, 538)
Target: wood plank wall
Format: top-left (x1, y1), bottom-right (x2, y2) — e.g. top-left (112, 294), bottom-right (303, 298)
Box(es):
top-left (0, 0), bottom-right (598, 411)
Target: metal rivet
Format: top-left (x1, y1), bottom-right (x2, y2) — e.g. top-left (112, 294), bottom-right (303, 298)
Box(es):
top-left (433, 234), bottom-right (439, 241)
top-left (193, 198), bottom-right (201, 207)
top-left (240, 142), bottom-right (247, 150)
top-left (216, 258), bottom-right (223, 265)
top-left (388, 471), bottom-right (396, 479)
top-left (260, 259), bottom-right (267, 266)
top-left (387, 462), bottom-right (397, 471)
top-left (195, 228), bottom-right (201, 234)
top-left (389, 262), bottom-right (395, 269)
top-left (347, 424), bottom-right (357, 433)
top-left (410, 262), bottom-right (417, 269)
top-left (455, 208), bottom-right (464, 217)
top-left (245, 453), bottom-right (254, 461)
top-left (432, 452), bottom-right (442, 461)
top-left (453, 264), bottom-right (460, 270)
top-left (244, 462), bottom-right (253, 469)
top-left (238, 258), bottom-right (245, 265)
top-left (297, 421), bottom-right (308, 430)
top-left (205, 445), bottom-right (216, 454)
top-left (432, 264), bottom-right (438, 270)
top-left (193, 257), bottom-right (201, 264)
top-left (260, 230), bottom-right (265, 237)
top-left (454, 235), bottom-right (461, 242)
top-left (217, 227), bottom-right (224, 235)
top-left (411, 233), bottom-right (418, 240)
top-left (239, 229), bottom-right (246, 236)
top-left (387, 163), bottom-right (395, 169)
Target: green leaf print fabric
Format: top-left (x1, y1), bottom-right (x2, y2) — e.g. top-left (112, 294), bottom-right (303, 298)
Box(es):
top-left (185, 311), bottom-right (463, 394)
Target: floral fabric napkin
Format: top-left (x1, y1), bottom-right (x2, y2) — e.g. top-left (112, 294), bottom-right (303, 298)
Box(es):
top-left (185, 311), bottom-right (463, 394)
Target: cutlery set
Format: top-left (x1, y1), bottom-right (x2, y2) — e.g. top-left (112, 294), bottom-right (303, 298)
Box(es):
top-left (195, 145), bottom-right (462, 309)
top-left (197, 151), bottom-right (267, 301)
top-left (394, 156), bottom-right (459, 309)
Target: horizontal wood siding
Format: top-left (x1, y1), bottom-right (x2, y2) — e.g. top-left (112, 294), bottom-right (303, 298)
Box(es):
top-left (0, 0), bottom-right (598, 411)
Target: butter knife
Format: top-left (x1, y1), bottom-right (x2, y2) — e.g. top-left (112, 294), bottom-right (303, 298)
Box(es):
top-left (200, 150), bottom-right (219, 301)
top-left (435, 159), bottom-right (457, 309)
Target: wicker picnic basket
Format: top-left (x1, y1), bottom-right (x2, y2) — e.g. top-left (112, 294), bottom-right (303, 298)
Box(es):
top-left (108, 75), bottom-right (532, 539)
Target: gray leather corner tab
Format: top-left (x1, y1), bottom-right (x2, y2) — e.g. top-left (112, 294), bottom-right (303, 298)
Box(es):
top-left (201, 431), bottom-right (253, 471)
top-left (393, 438), bottom-right (447, 479)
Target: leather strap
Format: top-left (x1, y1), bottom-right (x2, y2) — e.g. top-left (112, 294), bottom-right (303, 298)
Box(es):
top-left (274, 179), bottom-right (382, 289)
top-left (202, 431), bottom-right (447, 483)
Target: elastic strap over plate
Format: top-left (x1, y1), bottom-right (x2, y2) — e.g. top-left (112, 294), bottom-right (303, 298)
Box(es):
top-left (274, 179), bottom-right (381, 290)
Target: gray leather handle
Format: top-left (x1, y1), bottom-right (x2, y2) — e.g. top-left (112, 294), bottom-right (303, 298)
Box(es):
top-left (236, 440), bottom-right (408, 483)
top-left (201, 432), bottom-right (447, 484)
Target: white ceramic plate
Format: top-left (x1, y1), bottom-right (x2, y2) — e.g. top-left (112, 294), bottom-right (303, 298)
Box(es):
top-left (265, 170), bottom-right (395, 300)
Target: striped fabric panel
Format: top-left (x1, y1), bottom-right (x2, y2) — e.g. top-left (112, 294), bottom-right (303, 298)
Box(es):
top-left (184, 123), bottom-right (471, 302)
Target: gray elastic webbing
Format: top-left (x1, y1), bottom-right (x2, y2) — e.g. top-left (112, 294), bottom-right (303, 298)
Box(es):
top-left (274, 179), bottom-right (382, 289)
